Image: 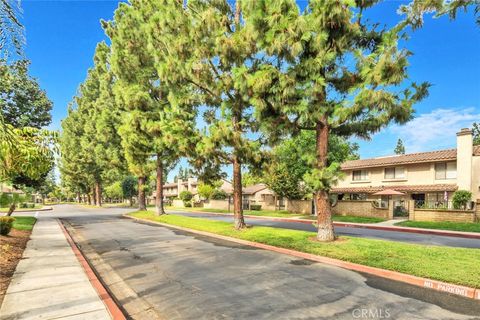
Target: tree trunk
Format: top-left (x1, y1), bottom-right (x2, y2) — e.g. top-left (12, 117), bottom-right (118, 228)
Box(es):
top-left (138, 176), bottom-right (147, 211)
top-left (129, 197), bottom-right (133, 207)
top-left (76, 192), bottom-right (80, 203)
top-left (232, 155), bottom-right (246, 229)
top-left (315, 120), bottom-right (335, 241)
top-left (87, 193), bottom-right (92, 205)
top-left (95, 181), bottom-right (102, 207)
top-left (92, 186), bottom-right (97, 206)
top-left (6, 203), bottom-right (16, 216)
top-left (155, 156), bottom-right (165, 216)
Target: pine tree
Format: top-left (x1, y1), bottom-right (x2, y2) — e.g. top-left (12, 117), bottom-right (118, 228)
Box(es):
top-left (394, 139), bottom-right (406, 155)
top-left (104, 0), bottom-right (197, 214)
top-left (149, 0), bottom-right (264, 229)
top-left (246, 1), bottom-right (429, 241)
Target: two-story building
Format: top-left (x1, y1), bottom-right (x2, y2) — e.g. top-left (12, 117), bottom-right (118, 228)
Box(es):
top-left (331, 128), bottom-right (480, 211)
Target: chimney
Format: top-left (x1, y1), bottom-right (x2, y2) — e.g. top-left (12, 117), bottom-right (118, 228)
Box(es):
top-left (456, 128), bottom-right (473, 191)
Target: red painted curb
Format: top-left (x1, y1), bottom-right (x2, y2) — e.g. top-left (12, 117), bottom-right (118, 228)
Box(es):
top-left (169, 210), bottom-right (480, 240)
top-left (128, 214), bottom-right (480, 301)
top-left (58, 220), bottom-right (126, 320)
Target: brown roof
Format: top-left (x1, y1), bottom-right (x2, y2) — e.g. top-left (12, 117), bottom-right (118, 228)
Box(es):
top-left (331, 184), bottom-right (458, 194)
top-left (341, 145), bottom-right (480, 170)
top-left (243, 183), bottom-right (269, 195)
top-left (163, 183), bottom-right (177, 188)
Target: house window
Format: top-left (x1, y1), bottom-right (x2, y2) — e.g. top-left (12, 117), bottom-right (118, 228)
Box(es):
top-left (435, 162), bottom-right (457, 180)
top-left (349, 193), bottom-right (367, 200)
top-left (384, 167), bottom-right (405, 179)
top-left (352, 170), bottom-right (368, 181)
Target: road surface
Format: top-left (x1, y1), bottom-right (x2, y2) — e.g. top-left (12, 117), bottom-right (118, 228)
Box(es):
top-left (35, 205), bottom-right (480, 319)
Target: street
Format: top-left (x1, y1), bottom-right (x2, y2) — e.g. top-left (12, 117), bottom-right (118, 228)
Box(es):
top-left (44, 205), bottom-right (480, 319)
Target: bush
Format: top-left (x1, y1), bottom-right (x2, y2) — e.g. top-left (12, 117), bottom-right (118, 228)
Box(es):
top-left (0, 217), bottom-right (16, 236)
top-left (211, 189), bottom-right (227, 200)
top-left (250, 204), bottom-right (262, 211)
top-left (452, 190), bottom-right (472, 209)
top-left (184, 202), bottom-right (192, 207)
top-left (179, 191), bottom-right (193, 206)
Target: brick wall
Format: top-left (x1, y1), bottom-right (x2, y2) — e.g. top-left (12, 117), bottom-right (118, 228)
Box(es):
top-left (332, 200), bottom-right (389, 219)
top-left (285, 200), bottom-right (312, 214)
top-left (411, 209), bottom-right (476, 223)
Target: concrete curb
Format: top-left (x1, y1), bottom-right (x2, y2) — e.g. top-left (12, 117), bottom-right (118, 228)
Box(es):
top-left (167, 209), bottom-right (480, 240)
top-left (127, 214), bottom-right (480, 301)
top-left (9, 206), bottom-right (53, 213)
top-left (58, 220), bottom-right (127, 320)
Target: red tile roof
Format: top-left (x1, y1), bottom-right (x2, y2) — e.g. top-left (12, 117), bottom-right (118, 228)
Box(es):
top-left (341, 145), bottom-right (480, 170)
top-left (331, 184), bottom-right (458, 194)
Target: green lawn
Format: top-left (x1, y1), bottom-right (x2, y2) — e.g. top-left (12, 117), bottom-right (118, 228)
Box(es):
top-left (165, 206), bottom-right (384, 223)
top-left (395, 220), bottom-right (480, 233)
top-left (130, 211), bottom-right (480, 288)
top-left (12, 216), bottom-right (37, 231)
top-left (0, 204), bottom-right (43, 212)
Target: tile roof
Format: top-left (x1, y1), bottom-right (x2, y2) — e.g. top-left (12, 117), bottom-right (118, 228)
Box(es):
top-left (331, 184), bottom-right (458, 194)
top-left (341, 145), bottom-right (480, 170)
top-left (243, 183), bottom-right (270, 195)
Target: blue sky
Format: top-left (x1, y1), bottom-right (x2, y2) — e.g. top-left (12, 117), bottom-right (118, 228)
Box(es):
top-left (21, 0), bottom-right (480, 178)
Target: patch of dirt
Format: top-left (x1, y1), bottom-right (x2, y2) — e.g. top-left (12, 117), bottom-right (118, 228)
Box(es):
top-left (0, 229), bottom-right (31, 305)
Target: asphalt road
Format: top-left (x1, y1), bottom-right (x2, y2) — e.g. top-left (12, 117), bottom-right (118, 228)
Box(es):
top-left (169, 211), bottom-right (480, 249)
top-left (41, 205), bottom-right (480, 319)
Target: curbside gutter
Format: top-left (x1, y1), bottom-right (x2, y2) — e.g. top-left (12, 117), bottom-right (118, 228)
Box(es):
top-left (167, 209), bottom-right (480, 240)
top-left (127, 214), bottom-right (480, 301)
top-left (58, 220), bottom-right (127, 320)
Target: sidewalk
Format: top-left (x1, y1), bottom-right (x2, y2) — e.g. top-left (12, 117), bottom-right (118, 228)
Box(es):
top-left (0, 218), bottom-right (112, 320)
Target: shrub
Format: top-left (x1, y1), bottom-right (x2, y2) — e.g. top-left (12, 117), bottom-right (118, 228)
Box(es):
top-left (211, 189), bottom-right (227, 200)
top-left (250, 204), bottom-right (262, 211)
top-left (179, 191), bottom-right (193, 206)
top-left (0, 217), bottom-right (16, 236)
top-left (452, 190), bottom-right (472, 209)
top-left (184, 202), bottom-right (192, 208)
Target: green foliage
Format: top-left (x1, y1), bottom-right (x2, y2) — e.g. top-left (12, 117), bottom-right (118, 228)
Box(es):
top-left (399, 0), bottom-right (479, 29)
top-left (0, 60), bottom-right (52, 128)
top-left (121, 176), bottom-right (137, 199)
top-left (0, 192), bottom-right (25, 207)
top-left (0, 0), bottom-right (24, 57)
top-left (473, 122), bottom-right (480, 145)
top-left (0, 216), bottom-right (15, 235)
top-left (250, 204), bottom-right (262, 211)
top-left (104, 181), bottom-right (123, 199)
top-left (211, 189), bottom-right (228, 200)
top-left (452, 190), bottom-right (472, 209)
top-left (394, 139), bottom-right (406, 155)
top-left (197, 183), bottom-right (215, 200)
top-left (179, 191), bottom-right (193, 205)
top-left (242, 172), bottom-right (264, 187)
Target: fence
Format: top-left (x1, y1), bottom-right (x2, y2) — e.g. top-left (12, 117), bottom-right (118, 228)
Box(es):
top-left (413, 200), bottom-right (476, 211)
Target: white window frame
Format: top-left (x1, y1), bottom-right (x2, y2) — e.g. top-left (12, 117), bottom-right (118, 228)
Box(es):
top-left (384, 166), bottom-right (405, 180)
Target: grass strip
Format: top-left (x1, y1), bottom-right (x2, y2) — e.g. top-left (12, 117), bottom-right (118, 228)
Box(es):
top-left (130, 211), bottom-right (480, 288)
top-left (12, 216), bottom-right (37, 231)
top-left (395, 220), bottom-right (480, 233)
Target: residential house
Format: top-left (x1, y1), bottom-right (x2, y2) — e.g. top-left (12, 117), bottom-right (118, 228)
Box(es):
top-left (331, 128), bottom-right (480, 214)
top-left (157, 178), bottom-right (233, 201)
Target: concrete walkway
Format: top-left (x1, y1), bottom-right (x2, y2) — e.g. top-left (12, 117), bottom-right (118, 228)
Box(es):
top-left (0, 218), bottom-right (111, 320)
top-left (375, 218), bottom-right (408, 226)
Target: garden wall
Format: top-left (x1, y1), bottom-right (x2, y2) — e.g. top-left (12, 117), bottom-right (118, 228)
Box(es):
top-left (332, 200), bottom-right (389, 219)
top-left (203, 199), bottom-right (230, 211)
top-left (410, 209), bottom-right (477, 223)
top-left (172, 199), bottom-right (184, 208)
top-left (285, 200), bottom-right (312, 214)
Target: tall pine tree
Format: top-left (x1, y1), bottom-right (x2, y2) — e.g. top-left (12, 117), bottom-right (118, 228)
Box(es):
top-left (246, 0), bottom-right (429, 241)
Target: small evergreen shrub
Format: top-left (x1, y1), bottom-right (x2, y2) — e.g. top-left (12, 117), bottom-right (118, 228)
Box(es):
top-left (179, 191), bottom-right (193, 206)
top-left (452, 190), bottom-right (472, 210)
top-left (211, 189), bottom-right (227, 200)
top-left (0, 217), bottom-right (16, 236)
top-left (250, 204), bottom-right (262, 211)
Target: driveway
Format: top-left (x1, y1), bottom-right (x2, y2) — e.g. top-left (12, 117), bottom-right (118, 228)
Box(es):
top-left (168, 211), bottom-right (480, 248)
top-left (44, 205), bottom-right (480, 319)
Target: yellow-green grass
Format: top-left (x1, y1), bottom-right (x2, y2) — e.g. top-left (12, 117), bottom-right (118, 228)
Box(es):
top-left (0, 204), bottom-right (43, 212)
top-left (12, 216), bottom-right (37, 231)
top-left (130, 211), bottom-right (480, 288)
top-left (164, 207), bottom-right (384, 223)
top-left (396, 220), bottom-right (480, 233)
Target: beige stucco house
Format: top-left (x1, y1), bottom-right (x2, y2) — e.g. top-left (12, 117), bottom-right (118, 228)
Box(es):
top-left (160, 178), bottom-right (233, 200)
top-left (332, 128), bottom-right (480, 212)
